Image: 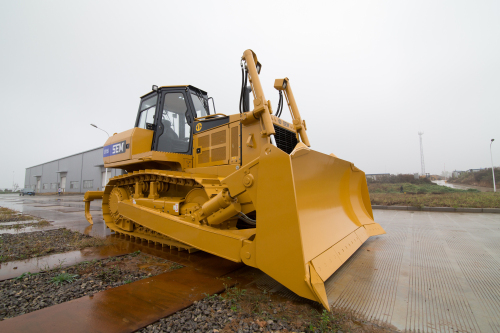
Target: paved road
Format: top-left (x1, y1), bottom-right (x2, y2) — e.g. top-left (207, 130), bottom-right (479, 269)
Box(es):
top-left (326, 210), bottom-right (500, 332)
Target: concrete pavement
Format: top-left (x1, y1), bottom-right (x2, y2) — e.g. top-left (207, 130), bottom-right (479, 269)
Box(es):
top-left (325, 210), bottom-right (500, 332)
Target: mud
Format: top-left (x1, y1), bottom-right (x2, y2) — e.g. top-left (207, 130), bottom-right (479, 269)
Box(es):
top-left (0, 228), bottom-right (108, 263)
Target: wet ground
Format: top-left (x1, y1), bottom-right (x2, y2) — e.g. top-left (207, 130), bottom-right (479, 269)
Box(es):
top-left (0, 193), bottom-right (108, 238)
top-left (325, 210), bottom-right (500, 332)
top-left (0, 194), bottom-right (244, 332)
top-left (1, 194), bottom-right (499, 332)
top-left (1, 252), bottom-right (181, 321)
top-left (432, 179), bottom-right (494, 192)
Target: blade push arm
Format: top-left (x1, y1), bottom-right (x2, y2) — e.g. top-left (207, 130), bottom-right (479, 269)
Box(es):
top-left (274, 78), bottom-right (310, 147)
top-left (240, 49), bottom-right (310, 147)
top-left (241, 49), bottom-right (276, 137)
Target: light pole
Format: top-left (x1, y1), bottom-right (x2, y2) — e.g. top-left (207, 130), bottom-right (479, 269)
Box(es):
top-left (491, 139), bottom-right (496, 193)
top-left (91, 124), bottom-right (110, 188)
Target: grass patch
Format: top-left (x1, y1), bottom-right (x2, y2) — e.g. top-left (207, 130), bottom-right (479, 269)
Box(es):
top-left (51, 272), bottom-right (79, 285)
top-left (368, 182), bottom-right (475, 194)
top-left (70, 235), bottom-right (110, 248)
top-left (0, 219), bottom-right (52, 230)
top-left (223, 286), bottom-right (247, 303)
top-left (0, 207), bottom-right (35, 223)
top-left (308, 309), bottom-right (342, 333)
top-left (14, 272), bottom-right (39, 280)
top-left (370, 192), bottom-right (500, 208)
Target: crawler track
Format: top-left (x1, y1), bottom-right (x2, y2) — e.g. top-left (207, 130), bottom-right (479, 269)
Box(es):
top-left (102, 169), bottom-right (212, 253)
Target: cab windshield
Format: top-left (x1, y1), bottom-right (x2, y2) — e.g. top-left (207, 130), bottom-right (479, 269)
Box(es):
top-left (190, 93), bottom-right (209, 118)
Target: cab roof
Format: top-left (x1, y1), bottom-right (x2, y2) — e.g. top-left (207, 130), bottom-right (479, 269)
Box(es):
top-left (140, 85), bottom-right (207, 98)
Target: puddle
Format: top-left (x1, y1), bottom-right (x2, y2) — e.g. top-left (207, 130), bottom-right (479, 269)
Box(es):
top-left (432, 180), bottom-right (494, 192)
top-left (0, 243), bottom-right (131, 281)
top-left (0, 226), bottom-right (60, 235)
top-left (0, 220), bottom-right (43, 226)
top-left (0, 235), bottom-right (204, 282)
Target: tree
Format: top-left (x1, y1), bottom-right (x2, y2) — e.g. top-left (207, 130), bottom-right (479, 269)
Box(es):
top-left (12, 183), bottom-right (19, 192)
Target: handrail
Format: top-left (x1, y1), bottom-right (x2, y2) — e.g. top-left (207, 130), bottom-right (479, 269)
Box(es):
top-left (194, 113), bottom-right (228, 121)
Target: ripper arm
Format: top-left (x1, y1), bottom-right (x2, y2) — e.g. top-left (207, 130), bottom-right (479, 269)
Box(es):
top-left (83, 191), bottom-right (104, 224)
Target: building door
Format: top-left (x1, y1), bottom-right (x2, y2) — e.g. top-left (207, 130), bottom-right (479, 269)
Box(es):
top-left (101, 170), bottom-right (111, 189)
top-left (61, 176), bottom-right (66, 191)
top-left (36, 179), bottom-right (41, 193)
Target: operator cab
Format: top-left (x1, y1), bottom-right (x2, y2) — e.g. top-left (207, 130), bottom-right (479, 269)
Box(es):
top-left (135, 85), bottom-right (210, 155)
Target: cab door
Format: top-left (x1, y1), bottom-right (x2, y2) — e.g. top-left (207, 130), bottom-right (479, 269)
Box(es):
top-left (154, 89), bottom-right (195, 155)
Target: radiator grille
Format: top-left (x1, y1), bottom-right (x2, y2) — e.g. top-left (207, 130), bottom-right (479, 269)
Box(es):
top-left (211, 130), bottom-right (226, 146)
top-left (198, 135), bottom-right (210, 148)
top-left (274, 125), bottom-right (298, 154)
top-left (231, 126), bottom-right (239, 157)
top-left (198, 150), bottom-right (210, 164)
top-left (211, 147), bottom-right (226, 162)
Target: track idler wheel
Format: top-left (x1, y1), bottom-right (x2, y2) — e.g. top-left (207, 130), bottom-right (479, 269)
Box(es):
top-left (108, 187), bottom-right (134, 231)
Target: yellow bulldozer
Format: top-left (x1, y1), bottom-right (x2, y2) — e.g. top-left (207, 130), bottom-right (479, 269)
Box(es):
top-left (84, 49), bottom-right (385, 310)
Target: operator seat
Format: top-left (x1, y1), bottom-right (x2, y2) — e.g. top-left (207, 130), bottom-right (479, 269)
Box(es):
top-left (162, 119), bottom-right (178, 140)
top-left (157, 119), bottom-right (178, 152)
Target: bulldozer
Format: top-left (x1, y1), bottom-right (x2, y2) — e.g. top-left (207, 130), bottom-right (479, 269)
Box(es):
top-left (84, 49), bottom-right (385, 310)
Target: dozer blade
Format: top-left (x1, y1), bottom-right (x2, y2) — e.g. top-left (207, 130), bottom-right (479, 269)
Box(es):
top-left (250, 144), bottom-right (385, 310)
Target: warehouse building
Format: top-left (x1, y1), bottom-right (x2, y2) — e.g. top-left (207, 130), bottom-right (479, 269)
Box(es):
top-left (24, 147), bottom-right (123, 193)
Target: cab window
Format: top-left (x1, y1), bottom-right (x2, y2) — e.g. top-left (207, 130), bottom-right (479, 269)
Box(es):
top-left (137, 95), bottom-right (157, 129)
top-left (191, 93), bottom-right (209, 118)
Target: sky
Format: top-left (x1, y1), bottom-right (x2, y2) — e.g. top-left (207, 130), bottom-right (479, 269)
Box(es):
top-left (0, 0), bottom-right (499, 189)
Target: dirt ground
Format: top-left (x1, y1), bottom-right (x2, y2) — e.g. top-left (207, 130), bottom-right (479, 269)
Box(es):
top-left (140, 285), bottom-right (395, 333)
top-left (0, 251), bottom-right (182, 321)
top-left (0, 228), bottom-right (109, 263)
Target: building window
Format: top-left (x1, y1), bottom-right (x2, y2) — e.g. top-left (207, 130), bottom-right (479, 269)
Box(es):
top-left (43, 183), bottom-right (48, 189)
top-left (51, 183), bottom-right (57, 189)
top-left (70, 181), bottom-right (79, 189)
top-left (83, 180), bottom-right (93, 189)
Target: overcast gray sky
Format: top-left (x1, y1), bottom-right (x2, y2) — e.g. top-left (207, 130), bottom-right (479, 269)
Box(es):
top-left (1, 0), bottom-right (499, 189)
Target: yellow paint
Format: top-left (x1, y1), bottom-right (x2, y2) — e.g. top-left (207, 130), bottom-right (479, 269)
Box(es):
top-left (83, 49), bottom-right (386, 310)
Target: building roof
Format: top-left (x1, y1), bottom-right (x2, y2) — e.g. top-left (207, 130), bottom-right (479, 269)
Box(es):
top-left (26, 147), bottom-right (103, 169)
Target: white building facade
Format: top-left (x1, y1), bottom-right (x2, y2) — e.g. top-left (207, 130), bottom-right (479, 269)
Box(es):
top-left (24, 147), bottom-right (123, 193)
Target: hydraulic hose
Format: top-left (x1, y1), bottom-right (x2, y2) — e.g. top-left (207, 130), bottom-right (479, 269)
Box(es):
top-left (276, 90), bottom-right (283, 118)
top-left (239, 62), bottom-right (249, 114)
top-left (237, 212), bottom-right (256, 226)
